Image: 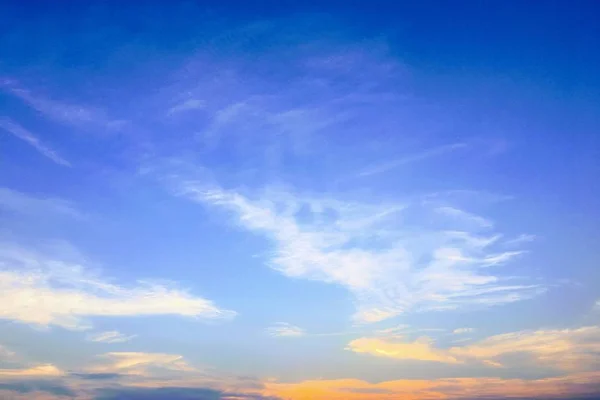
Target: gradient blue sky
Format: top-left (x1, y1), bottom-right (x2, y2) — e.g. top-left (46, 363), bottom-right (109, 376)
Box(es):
top-left (1, 1), bottom-right (599, 399)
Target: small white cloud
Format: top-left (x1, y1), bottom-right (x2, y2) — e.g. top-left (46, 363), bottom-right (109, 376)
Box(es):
top-left (453, 328), bottom-right (474, 334)
top-left (87, 331), bottom-right (137, 344)
top-left (0, 117), bottom-right (71, 166)
top-left (267, 323), bottom-right (306, 337)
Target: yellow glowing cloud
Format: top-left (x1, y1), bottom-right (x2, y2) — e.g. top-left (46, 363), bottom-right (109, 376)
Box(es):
top-left (348, 336), bottom-right (459, 363)
top-left (347, 326), bottom-right (600, 371)
top-left (89, 352), bottom-right (196, 376)
top-left (0, 364), bottom-right (63, 377)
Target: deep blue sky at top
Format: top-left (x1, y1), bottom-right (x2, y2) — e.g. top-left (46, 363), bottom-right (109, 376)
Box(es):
top-left (2, 0), bottom-right (598, 236)
top-left (2, 0), bottom-right (599, 83)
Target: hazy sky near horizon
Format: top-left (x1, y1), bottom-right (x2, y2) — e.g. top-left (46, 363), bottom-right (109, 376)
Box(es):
top-left (1, 1), bottom-right (599, 399)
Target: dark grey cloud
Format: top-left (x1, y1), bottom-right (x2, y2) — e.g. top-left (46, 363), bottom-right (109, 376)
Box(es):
top-left (94, 386), bottom-right (281, 400)
top-left (70, 372), bottom-right (124, 380)
top-left (0, 380), bottom-right (75, 397)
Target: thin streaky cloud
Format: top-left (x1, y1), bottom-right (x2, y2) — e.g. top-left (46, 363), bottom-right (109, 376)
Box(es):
top-left (0, 117), bottom-right (71, 166)
top-left (357, 142), bottom-right (468, 177)
top-left (2, 83), bottom-right (123, 132)
top-left (435, 206), bottom-right (494, 229)
top-left (505, 233), bottom-right (537, 246)
top-left (90, 352), bottom-right (197, 375)
top-left (86, 331), bottom-right (137, 344)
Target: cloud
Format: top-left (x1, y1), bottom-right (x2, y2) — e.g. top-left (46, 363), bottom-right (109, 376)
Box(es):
top-left (89, 352), bottom-right (197, 376)
top-left (167, 99), bottom-right (205, 116)
top-left (0, 242), bottom-right (236, 330)
top-left (0, 117), bottom-right (70, 166)
top-left (0, 365), bottom-right (63, 378)
top-left (0, 344), bottom-right (16, 359)
top-left (358, 142), bottom-right (468, 177)
top-left (263, 372), bottom-right (600, 400)
top-left (69, 372), bottom-right (123, 380)
top-left (453, 328), bottom-right (474, 334)
top-left (94, 386), bottom-right (280, 400)
top-left (86, 331), bottom-right (137, 344)
top-left (504, 233), bottom-right (537, 246)
top-left (0, 188), bottom-right (84, 219)
top-left (0, 381), bottom-right (75, 397)
top-left (348, 336), bottom-right (460, 363)
top-left (266, 323), bottom-right (306, 337)
top-left (434, 206), bottom-right (493, 229)
top-left (174, 184), bottom-right (542, 324)
top-left (3, 84), bottom-right (122, 132)
top-left (347, 326), bottom-right (600, 371)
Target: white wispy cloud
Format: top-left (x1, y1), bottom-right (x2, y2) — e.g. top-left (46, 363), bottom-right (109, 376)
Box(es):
top-left (0, 187), bottom-right (84, 219)
top-left (86, 330), bottom-right (137, 344)
top-left (174, 183), bottom-right (542, 324)
top-left (267, 323), bottom-right (306, 337)
top-left (167, 99), bottom-right (205, 115)
top-left (0, 242), bottom-right (236, 330)
top-left (505, 233), bottom-right (537, 246)
top-left (358, 142), bottom-right (468, 177)
top-left (348, 325), bottom-right (600, 371)
top-left (90, 352), bottom-right (196, 376)
top-left (435, 206), bottom-right (494, 229)
top-left (0, 117), bottom-right (70, 166)
top-left (3, 85), bottom-right (123, 132)
top-left (453, 327), bottom-right (474, 334)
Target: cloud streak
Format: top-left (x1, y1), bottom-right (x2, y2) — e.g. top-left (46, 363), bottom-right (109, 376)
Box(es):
top-left (86, 331), bottom-right (137, 344)
top-left (0, 118), bottom-right (70, 166)
top-left (358, 143), bottom-right (468, 177)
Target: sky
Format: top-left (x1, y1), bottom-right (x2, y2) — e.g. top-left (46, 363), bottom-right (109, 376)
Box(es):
top-left (0, 1), bottom-right (599, 399)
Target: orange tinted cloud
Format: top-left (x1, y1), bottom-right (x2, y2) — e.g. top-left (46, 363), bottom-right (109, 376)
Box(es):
top-left (263, 371), bottom-right (600, 400)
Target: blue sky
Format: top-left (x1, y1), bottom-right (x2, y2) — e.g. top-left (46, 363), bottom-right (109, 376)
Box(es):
top-left (1, 1), bottom-right (599, 399)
